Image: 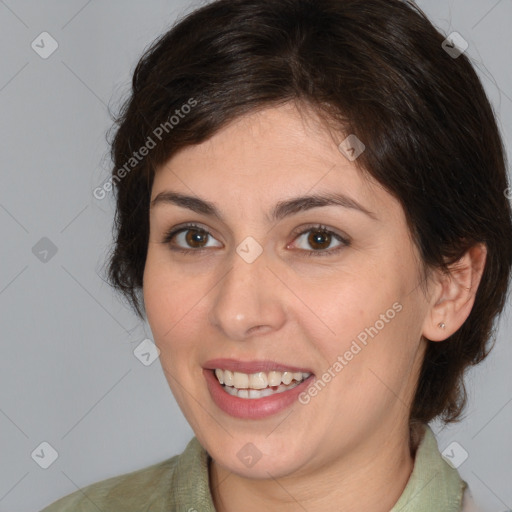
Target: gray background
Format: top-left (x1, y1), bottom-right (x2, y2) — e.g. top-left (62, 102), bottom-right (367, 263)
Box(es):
top-left (0, 1), bottom-right (510, 511)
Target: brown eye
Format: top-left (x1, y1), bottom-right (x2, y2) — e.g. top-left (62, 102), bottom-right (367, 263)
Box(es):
top-left (290, 225), bottom-right (350, 257)
top-left (185, 228), bottom-right (209, 248)
top-left (307, 230), bottom-right (332, 250)
top-left (162, 223), bottom-right (223, 252)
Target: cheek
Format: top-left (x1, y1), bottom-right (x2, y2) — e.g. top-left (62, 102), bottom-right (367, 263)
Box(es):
top-left (307, 269), bottom-right (397, 344)
top-left (142, 255), bottom-right (216, 390)
top-left (143, 252), bottom-right (204, 340)
top-left (143, 259), bottom-right (208, 407)
top-left (305, 269), bottom-right (422, 395)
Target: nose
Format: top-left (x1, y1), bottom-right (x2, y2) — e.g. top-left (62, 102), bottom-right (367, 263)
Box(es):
top-left (208, 246), bottom-right (287, 341)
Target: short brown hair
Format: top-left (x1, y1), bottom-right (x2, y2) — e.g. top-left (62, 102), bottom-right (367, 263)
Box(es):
top-left (106, 0), bottom-right (512, 424)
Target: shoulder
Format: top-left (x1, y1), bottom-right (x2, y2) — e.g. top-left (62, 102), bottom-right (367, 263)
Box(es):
top-left (39, 456), bottom-right (178, 512)
top-left (39, 437), bottom-right (205, 512)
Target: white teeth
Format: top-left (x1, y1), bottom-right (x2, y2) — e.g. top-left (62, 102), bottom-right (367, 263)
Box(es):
top-left (249, 372), bottom-right (268, 389)
top-left (281, 371), bottom-right (293, 385)
top-left (233, 372), bottom-right (249, 389)
top-left (248, 389), bottom-right (262, 398)
top-left (223, 385), bottom-right (238, 397)
top-left (222, 381), bottom-right (303, 399)
top-left (268, 371), bottom-right (282, 386)
top-left (237, 389), bottom-right (249, 399)
top-left (214, 368), bottom-right (312, 390)
top-left (224, 370), bottom-right (234, 386)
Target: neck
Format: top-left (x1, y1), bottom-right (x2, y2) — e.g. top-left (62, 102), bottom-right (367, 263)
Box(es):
top-left (209, 421), bottom-right (418, 512)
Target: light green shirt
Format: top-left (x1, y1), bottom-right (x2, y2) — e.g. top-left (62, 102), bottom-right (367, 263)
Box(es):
top-left (40, 425), bottom-right (470, 511)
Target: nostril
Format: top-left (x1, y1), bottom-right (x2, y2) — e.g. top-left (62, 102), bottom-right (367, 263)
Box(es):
top-left (247, 324), bottom-right (271, 335)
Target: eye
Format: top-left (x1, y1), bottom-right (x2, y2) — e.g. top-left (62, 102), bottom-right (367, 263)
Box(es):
top-left (289, 224), bottom-right (350, 257)
top-left (162, 223), bottom-right (222, 253)
top-left (162, 222), bottom-right (350, 257)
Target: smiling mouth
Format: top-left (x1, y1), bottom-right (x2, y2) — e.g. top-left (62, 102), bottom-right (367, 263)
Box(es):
top-left (213, 368), bottom-right (312, 399)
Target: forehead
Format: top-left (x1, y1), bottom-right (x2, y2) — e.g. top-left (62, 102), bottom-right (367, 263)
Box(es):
top-left (152, 103), bottom-right (394, 218)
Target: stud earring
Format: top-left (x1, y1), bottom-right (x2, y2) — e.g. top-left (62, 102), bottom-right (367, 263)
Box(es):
top-left (438, 322), bottom-right (446, 329)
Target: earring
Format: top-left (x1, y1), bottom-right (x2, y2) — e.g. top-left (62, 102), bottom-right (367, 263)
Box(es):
top-left (438, 322), bottom-right (446, 329)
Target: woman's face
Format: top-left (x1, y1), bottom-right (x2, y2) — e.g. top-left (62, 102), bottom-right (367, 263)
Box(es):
top-left (143, 102), bottom-right (432, 479)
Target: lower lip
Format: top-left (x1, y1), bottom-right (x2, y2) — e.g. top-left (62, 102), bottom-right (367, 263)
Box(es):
top-left (203, 369), bottom-right (314, 419)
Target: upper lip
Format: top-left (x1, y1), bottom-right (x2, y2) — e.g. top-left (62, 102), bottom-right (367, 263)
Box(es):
top-left (203, 358), bottom-right (314, 375)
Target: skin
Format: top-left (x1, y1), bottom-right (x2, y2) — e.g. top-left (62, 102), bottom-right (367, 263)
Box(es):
top-left (143, 101), bottom-right (487, 512)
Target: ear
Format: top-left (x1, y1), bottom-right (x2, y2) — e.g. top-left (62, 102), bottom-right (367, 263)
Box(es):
top-left (422, 243), bottom-right (487, 342)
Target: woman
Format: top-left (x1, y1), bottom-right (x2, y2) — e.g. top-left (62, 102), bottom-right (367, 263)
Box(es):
top-left (41, 0), bottom-right (512, 510)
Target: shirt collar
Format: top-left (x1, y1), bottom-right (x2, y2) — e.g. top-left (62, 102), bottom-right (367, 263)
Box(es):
top-left (391, 424), bottom-right (466, 511)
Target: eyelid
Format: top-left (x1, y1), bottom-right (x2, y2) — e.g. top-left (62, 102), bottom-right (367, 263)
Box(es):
top-left (162, 222), bottom-right (350, 256)
top-left (289, 223), bottom-right (350, 244)
top-left (162, 222), bottom-right (221, 246)
top-left (287, 224), bottom-right (350, 256)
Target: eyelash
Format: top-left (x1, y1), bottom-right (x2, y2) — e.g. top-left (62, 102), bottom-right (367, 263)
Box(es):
top-left (162, 222), bottom-right (350, 257)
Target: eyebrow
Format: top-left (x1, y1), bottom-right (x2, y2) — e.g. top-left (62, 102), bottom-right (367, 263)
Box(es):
top-left (150, 190), bottom-right (378, 222)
